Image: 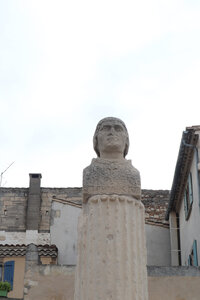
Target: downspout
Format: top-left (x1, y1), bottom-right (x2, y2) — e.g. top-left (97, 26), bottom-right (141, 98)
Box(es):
top-left (176, 212), bottom-right (181, 265)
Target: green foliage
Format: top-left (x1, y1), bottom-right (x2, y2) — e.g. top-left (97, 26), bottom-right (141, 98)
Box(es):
top-left (0, 281), bottom-right (11, 292)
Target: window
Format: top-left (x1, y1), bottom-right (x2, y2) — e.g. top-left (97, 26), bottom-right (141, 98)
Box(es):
top-left (1, 261), bottom-right (15, 290)
top-left (184, 172), bottom-right (193, 220)
top-left (188, 240), bottom-right (198, 266)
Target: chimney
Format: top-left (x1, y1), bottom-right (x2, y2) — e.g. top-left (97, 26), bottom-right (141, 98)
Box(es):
top-left (26, 174), bottom-right (42, 230)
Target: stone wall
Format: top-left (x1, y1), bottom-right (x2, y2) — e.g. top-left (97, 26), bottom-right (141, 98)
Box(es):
top-left (142, 189), bottom-right (170, 227)
top-left (0, 187), bottom-right (169, 233)
top-left (23, 265), bottom-right (200, 300)
top-left (0, 187), bottom-right (82, 233)
top-left (0, 188), bottom-right (28, 231)
top-left (0, 187), bottom-right (170, 266)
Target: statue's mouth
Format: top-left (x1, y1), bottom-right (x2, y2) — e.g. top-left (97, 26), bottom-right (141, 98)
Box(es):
top-left (107, 136), bottom-right (119, 141)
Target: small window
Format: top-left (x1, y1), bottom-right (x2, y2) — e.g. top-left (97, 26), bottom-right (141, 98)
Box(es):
top-left (188, 240), bottom-right (198, 266)
top-left (184, 173), bottom-right (193, 220)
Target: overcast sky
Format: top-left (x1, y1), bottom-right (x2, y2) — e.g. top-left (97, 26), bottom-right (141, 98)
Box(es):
top-left (1, 0), bottom-right (200, 190)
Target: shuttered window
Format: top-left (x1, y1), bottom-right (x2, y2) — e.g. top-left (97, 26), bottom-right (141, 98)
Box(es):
top-left (193, 240), bottom-right (198, 266)
top-left (3, 261), bottom-right (14, 290)
top-left (184, 172), bottom-right (193, 220)
top-left (188, 240), bottom-right (198, 266)
top-left (0, 264), bottom-right (2, 281)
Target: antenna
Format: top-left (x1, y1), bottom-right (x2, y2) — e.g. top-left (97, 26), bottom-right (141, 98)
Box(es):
top-left (0, 161), bottom-right (15, 187)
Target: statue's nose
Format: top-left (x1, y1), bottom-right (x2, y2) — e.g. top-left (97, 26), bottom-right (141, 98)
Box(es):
top-left (108, 127), bottom-right (115, 135)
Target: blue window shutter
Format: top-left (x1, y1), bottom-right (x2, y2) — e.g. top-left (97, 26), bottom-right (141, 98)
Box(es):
top-left (193, 240), bottom-right (198, 266)
top-left (0, 264), bottom-right (3, 281)
top-left (188, 173), bottom-right (193, 205)
top-left (4, 261), bottom-right (14, 289)
top-left (188, 255), bottom-right (191, 266)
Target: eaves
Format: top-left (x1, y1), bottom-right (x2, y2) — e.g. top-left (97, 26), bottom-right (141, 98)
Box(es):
top-left (165, 129), bottom-right (198, 220)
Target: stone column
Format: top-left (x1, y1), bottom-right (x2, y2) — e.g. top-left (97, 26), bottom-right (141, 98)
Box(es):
top-left (74, 117), bottom-right (148, 300)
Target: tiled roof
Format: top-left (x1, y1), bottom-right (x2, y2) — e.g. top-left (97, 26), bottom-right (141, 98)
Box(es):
top-left (0, 244), bottom-right (26, 257)
top-left (0, 244), bottom-right (58, 258)
top-left (141, 190), bottom-right (170, 228)
top-left (38, 244), bottom-right (58, 257)
top-left (165, 128), bottom-right (198, 220)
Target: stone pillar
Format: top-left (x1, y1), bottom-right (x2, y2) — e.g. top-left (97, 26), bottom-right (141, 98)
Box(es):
top-left (74, 117), bottom-right (148, 300)
top-left (75, 195), bottom-right (148, 300)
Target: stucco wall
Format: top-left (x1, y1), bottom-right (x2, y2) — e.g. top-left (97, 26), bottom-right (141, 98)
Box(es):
top-left (24, 265), bottom-right (75, 300)
top-left (149, 276), bottom-right (200, 300)
top-left (50, 202), bottom-right (81, 265)
top-left (145, 224), bottom-right (171, 266)
top-left (50, 205), bottom-right (170, 267)
top-left (3, 257), bottom-right (25, 299)
top-left (23, 265), bottom-right (200, 300)
top-left (179, 138), bottom-right (200, 266)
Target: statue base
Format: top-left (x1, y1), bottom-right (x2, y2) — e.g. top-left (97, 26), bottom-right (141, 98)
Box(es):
top-left (74, 195), bottom-right (148, 300)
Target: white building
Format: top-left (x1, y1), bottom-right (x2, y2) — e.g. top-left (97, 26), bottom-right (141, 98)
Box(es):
top-left (166, 126), bottom-right (200, 266)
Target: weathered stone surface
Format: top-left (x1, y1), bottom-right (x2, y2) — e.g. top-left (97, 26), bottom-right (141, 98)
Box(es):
top-left (24, 265), bottom-right (75, 300)
top-left (22, 265), bottom-right (200, 300)
top-left (75, 117), bottom-right (148, 300)
top-left (0, 188), bottom-right (27, 231)
top-left (26, 174), bottom-right (42, 230)
top-left (75, 195), bottom-right (148, 300)
top-left (83, 158), bottom-right (141, 203)
top-left (0, 186), bottom-right (82, 234)
top-left (142, 190), bottom-right (170, 227)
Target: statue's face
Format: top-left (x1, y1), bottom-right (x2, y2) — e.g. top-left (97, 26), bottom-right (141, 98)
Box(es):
top-left (97, 120), bottom-right (128, 158)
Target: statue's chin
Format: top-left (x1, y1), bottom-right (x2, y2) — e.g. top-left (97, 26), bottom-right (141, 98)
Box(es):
top-left (99, 145), bottom-right (125, 159)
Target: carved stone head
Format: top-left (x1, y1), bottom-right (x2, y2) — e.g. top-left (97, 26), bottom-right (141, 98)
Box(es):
top-left (93, 117), bottom-right (129, 159)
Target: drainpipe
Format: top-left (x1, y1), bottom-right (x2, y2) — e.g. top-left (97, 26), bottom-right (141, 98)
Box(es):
top-left (176, 213), bottom-right (181, 266)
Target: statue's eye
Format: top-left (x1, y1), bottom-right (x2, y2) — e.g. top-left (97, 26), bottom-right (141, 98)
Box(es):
top-left (101, 125), bottom-right (111, 131)
top-left (115, 125), bottom-right (123, 132)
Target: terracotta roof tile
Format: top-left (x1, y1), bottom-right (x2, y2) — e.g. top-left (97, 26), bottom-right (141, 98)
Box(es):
top-left (141, 190), bottom-right (170, 228)
top-left (0, 244), bottom-right (58, 258)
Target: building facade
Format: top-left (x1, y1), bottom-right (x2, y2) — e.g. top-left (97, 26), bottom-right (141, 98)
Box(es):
top-left (0, 173), bottom-right (171, 298)
top-left (166, 126), bottom-right (200, 267)
top-left (2, 123), bottom-right (200, 300)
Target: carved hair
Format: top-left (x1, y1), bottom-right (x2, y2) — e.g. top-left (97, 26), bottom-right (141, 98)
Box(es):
top-left (93, 117), bottom-right (129, 157)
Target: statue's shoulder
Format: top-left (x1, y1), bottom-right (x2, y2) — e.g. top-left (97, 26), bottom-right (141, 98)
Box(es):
top-left (83, 158), bottom-right (140, 178)
top-left (83, 159), bottom-right (97, 177)
top-left (83, 158), bottom-right (141, 203)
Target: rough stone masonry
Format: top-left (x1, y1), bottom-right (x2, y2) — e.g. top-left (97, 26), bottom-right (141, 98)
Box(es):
top-left (74, 117), bottom-right (148, 300)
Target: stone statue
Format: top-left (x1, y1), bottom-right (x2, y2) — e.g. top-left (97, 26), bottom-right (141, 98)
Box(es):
top-left (93, 117), bottom-right (129, 159)
top-left (83, 117), bottom-right (141, 203)
top-left (74, 117), bottom-right (148, 300)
